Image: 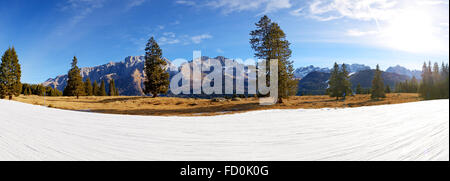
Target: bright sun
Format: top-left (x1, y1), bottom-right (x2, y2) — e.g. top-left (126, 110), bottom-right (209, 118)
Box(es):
top-left (380, 5), bottom-right (448, 54)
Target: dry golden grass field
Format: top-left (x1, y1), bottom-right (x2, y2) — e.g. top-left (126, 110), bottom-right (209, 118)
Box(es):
top-left (11, 93), bottom-right (422, 116)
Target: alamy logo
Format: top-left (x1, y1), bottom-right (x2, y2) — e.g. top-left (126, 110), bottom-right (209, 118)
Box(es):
top-left (169, 51), bottom-right (278, 105)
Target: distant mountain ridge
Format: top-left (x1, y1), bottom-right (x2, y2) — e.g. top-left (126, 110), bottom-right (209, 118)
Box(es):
top-left (43, 56), bottom-right (176, 96)
top-left (297, 69), bottom-right (410, 95)
top-left (385, 65), bottom-right (422, 79)
top-left (294, 64), bottom-right (371, 79)
top-left (42, 57), bottom-right (421, 96)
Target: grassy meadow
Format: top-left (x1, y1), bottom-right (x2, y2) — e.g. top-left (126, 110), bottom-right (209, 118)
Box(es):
top-left (12, 93), bottom-right (422, 116)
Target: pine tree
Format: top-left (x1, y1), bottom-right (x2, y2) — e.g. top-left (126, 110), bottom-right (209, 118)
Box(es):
top-left (410, 76), bottom-right (419, 93)
top-left (84, 78), bottom-right (93, 96)
top-left (356, 83), bottom-right (363, 94)
top-left (109, 79), bottom-right (117, 96)
top-left (63, 56), bottom-right (85, 99)
top-left (441, 62), bottom-right (449, 98)
top-left (419, 62), bottom-right (433, 99)
top-left (92, 80), bottom-right (99, 96)
top-left (0, 47), bottom-right (22, 99)
top-left (99, 80), bottom-right (107, 96)
top-left (339, 64), bottom-right (352, 99)
top-left (250, 15), bottom-right (297, 103)
top-left (327, 63), bottom-right (341, 99)
top-left (143, 37), bottom-right (170, 98)
top-left (55, 88), bottom-right (63, 96)
top-left (25, 87), bottom-right (31, 95)
top-left (114, 86), bottom-right (119, 96)
top-left (37, 84), bottom-right (45, 96)
top-left (385, 85), bottom-right (391, 93)
top-left (371, 64), bottom-right (386, 99)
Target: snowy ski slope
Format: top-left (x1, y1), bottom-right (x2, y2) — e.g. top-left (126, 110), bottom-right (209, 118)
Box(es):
top-left (0, 99), bottom-right (448, 161)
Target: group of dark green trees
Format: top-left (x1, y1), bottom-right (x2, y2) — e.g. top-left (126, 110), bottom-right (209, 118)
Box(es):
top-left (328, 63), bottom-right (387, 100)
top-left (21, 83), bottom-right (62, 96)
top-left (394, 76), bottom-right (419, 93)
top-left (62, 56), bottom-right (119, 98)
top-left (394, 62), bottom-right (449, 100)
top-left (0, 47), bottom-right (22, 99)
top-left (355, 84), bottom-right (371, 95)
top-left (418, 62), bottom-right (449, 99)
top-left (327, 63), bottom-right (352, 100)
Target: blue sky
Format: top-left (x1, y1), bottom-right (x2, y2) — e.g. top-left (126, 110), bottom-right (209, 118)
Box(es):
top-left (0, 0), bottom-right (448, 83)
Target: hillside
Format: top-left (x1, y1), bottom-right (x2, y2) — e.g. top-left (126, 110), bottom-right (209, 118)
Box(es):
top-left (1, 99), bottom-right (447, 160)
top-left (294, 63), bottom-right (370, 79)
top-left (43, 56), bottom-right (177, 96)
top-left (386, 65), bottom-right (422, 79)
top-left (350, 69), bottom-right (410, 89)
top-left (297, 69), bottom-right (410, 94)
top-left (297, 71), bottom-right (331, 95)
top-left (43, 57), bottom-right (418, 96)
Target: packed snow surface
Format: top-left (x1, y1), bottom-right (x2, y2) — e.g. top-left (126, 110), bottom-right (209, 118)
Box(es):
top-left (0, 99), bottom-right (448, 161)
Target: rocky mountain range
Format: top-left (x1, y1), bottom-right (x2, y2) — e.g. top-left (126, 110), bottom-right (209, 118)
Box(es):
top-left (43, 56), bottom-right (421, 96)
top-left (297, 69), bottom-right (411, 95)
top-left (385, 65), bottom-right (422, 79)
top-left (43, 56), bottom-right (177, 96)
top-left (293, 64), bottom-right (371, 79)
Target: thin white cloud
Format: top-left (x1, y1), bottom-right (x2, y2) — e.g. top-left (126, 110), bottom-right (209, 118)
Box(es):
top-left (61, 0), bottom-right (106, 26)
top-left (171, 20), bottom-right (181, 25)
top-left (159, 37), bottom-right (181, 45)
top-left (177, 0), bottom-right (292, 14)
top-left (417, 0), bottom-right (449, 5)
top-left (292, 0), bottom-right (398, 22)
top-left (216, 48), bottom-right (225, 53)
top-left (191, 34), bottom-right (213, 44)
top-left (126, 0), bottom-right (147, 10)
top-left (175, 0), bottom-right (197, 6)
top-left (347, 29), bottom-right (379, 37)
top-left (290, 7), bottom-right (305, 16)
top-left (156, 32), bottom-right (212, 45)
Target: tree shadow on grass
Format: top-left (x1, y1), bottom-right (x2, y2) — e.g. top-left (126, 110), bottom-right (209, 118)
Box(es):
top-left (97, 97), bottom-right (145, 103)
top-left (89, 102), bottom-right (263, 116)
top-left (346, 98), bottom-right (383, 107)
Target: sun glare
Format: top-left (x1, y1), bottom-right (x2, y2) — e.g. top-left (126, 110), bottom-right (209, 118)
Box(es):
top-left (381, 5), bottom-right (448, 54)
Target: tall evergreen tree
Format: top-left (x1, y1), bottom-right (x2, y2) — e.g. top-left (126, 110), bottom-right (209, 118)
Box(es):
top-left (385, 85), bottom-right (391, 93)
top-left (92, 80), bottom-right (99, 96)
top-left (63, 56), bottom-right (85, 99)
top-left (99, 80), bottom-right (107, 96)
top-left (420, 62), bottom-right (433, 99)
top-left (0, 47), bottom-right (22, 99)
top-left (419, 61), bottom-right (449, 99)
top-left (410, 76), bottom-right (419, 93)
top-left (143, 37), bottom-right (170, 98)
top-left (371, 64), bottom-right (386, 99)
top-left (84, 78), bottom-right (93, 96)
top-left (328, 63), bottom-right (341, 99)
top-left (356, 83), bottom-right (363, 94)
top-left (250, 15), bottom-right (297, 103)
top-left (109, 79), bottom-right (118, 96)
top-left (24, 87), bottom-right (29, 95)
top-left (338, 64), bottom-right (352, 99)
